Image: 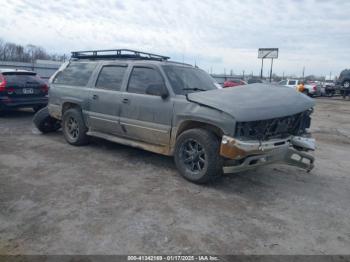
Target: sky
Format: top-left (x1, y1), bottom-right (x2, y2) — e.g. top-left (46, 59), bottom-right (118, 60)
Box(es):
top-left (1, 0), bottom-right (350, 78)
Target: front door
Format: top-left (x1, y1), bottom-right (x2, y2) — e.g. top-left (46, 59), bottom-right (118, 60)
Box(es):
top-left (119, 66), bottom-right (173, 146)
top-left (88, 65), bottom-right (127, 135)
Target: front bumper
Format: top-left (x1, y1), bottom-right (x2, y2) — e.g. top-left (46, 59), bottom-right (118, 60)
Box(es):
top-left (220, 135), bottom-right (315, 173)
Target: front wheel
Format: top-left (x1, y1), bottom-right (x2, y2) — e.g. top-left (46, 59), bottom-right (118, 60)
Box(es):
top-left (33, 107), bottom-right (61, 133)
top-left (174, 128), bottom-right (223, 184)
top-left (33, 105), bottom-right (45, 113)
top-left (62, 108), bottom-right (89, 146)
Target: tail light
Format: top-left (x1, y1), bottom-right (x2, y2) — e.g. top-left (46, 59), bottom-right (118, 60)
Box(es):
top-left (0, 74), bottom-right (6, 92)
top-left (41, 83), bottom-right (49, 94)
top-left (6, 87), bottom-right (15, 94)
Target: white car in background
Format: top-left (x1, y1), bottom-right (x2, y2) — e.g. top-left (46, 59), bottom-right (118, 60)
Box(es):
top-left (279, 79), bottom-right (320, 97)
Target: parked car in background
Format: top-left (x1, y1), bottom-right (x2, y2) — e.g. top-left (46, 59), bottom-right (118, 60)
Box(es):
top-left (336, 69), bottom-right (350, 88)
top-left (247, 78), bottom-right (263, 84)
top-left (321, 80), bottom-right (336, 97)
top-left (336, 69), bottom-right (350, 98)
top-left (223, 79), bottom-right (247, 88)
top-left (39, 49), bottom-right (316, 184)
top-left (278, 79), bottom-right (320, 97)
top-left (0, 69), bottom-right (48, 114)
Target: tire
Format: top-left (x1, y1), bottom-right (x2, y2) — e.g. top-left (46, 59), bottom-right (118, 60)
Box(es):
top-left (33, 105), bottom-right (45, 113)
top-left (174, 128), bottom-right (223, 184)
top-left (62, 108), bottom-right (89, 146)
top-left (302, 89), bottom-right (311, 97)
top-left (33, 107), bottom-right (61, 133)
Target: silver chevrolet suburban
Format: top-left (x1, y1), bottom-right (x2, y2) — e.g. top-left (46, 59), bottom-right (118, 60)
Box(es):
top-left (43, 49), bottom-right (315, 183)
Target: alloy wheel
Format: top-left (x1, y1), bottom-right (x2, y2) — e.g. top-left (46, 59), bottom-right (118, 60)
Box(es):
top-left (180, 139), bottom-right (206, 173)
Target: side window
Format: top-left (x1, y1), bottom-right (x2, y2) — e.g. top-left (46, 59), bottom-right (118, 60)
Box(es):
top-left (95, 66), bottom-right (127, 91)
top-left (53, 62), bottom-right (97, 87)
top-left (289, 80), bottom-right (296, 85)
top-left (127, 67), bottom-right (164, 94)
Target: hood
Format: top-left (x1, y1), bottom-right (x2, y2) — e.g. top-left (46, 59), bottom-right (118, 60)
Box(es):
top-left (187, 84), bottom-right (315, 122)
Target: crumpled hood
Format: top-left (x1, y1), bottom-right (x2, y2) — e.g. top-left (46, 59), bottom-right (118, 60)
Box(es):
top-left (187, 84), bottom-right (315, 122)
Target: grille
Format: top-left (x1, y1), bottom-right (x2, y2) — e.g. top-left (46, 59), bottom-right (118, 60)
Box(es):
top-left (235, 110), bottom-right (312, 141)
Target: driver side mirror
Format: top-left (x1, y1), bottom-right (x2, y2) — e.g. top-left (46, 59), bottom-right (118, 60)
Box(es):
top-left (146, 84), bottom-right (169, 99)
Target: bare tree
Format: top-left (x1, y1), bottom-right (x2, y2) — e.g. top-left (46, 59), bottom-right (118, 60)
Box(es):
top-left (0, 39), bottom-right (66, 62)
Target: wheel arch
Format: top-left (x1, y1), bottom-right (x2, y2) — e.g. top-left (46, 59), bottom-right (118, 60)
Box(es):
top-left (175, 120), bottom-right (224, 139)
top-left (62, 102), bottom-right (81, 113)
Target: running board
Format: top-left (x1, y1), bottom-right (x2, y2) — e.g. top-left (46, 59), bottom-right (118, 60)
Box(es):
top-left (87, 131), bottom-right (171, 156)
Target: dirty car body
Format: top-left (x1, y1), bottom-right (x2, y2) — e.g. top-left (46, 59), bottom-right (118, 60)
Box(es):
top-left (46, 49), bottom-right (315, 183)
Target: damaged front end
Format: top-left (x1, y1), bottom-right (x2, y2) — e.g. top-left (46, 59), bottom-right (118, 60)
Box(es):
top-left (220, 109), bottom-right (315, 173)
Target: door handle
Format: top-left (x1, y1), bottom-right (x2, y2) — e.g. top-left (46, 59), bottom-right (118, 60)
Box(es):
top-left (122, 98), bottom-right (129, 104)
top-left (92, 94), bottom-right (98, 100)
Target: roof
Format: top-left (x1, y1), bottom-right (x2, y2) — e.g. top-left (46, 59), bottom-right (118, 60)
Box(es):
top-left (70, 58), bottom-right (193, 67)
top-left (69, 49), bottom-right (193, 67)
top-left (71, 49), bottom-right (170, 61)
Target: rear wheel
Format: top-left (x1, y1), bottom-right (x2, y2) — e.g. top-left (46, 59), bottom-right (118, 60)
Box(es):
top-left (62, 108), bottom-right (89, 146)
top-left (174, 128), bottom-right (223, 184)
top-left (343, 81), bottom-right (350, 99)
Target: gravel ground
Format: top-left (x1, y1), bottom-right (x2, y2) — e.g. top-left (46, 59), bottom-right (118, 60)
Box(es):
top-left (0, 98), bottom-right (349, 255)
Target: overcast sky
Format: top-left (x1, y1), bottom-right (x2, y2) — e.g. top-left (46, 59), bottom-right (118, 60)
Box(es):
top-left (1, 0), bottom-right (349, 77)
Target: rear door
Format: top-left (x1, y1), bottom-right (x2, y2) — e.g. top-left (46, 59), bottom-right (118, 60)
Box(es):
top-left (119, 65), bottom-right (173, 146)
top-left (3, 72), bottom-right (47, 98)
top-left (87, 64), bottom-right (128, 135)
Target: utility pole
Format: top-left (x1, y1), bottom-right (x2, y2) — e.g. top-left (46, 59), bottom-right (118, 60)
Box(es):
top-left (242, 70), bottom-right (245, 80)
top-left (330, 71), bottom-right (332, 80)
top-left (269, 59), bottom-right (274, 82)
top-left (260, 59), bottom-right (264, 79)
top-left (302, 66), bottom-right (305, 80)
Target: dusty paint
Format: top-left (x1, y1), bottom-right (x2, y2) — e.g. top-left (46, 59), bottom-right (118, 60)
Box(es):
top-left (187, 84), bottom-right (315, 122)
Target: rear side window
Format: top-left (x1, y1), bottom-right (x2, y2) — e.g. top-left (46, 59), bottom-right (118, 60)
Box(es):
top-left (127, 67), bottom-right (164, 94)
top-left (95, 66), bottom-right (127, 91)
top-left (53, 62), bottom-right (97, 87)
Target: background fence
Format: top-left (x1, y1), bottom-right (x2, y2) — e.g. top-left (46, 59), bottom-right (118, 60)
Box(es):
top-left (0, 60), bottom-right (62, 81)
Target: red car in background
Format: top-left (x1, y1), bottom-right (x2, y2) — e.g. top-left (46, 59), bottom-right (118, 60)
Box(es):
top-left (223, 79), bottom-right (247, 88)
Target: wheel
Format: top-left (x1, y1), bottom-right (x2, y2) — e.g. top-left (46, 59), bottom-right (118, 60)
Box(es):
top-left (33, 107), bottom-right (61, 133)
top-left (174, 128), bottom-right (223, 184)
top-left (62, 108), bottom-right (89, 146)
top-left (33, 105), bottom-right (45, 113)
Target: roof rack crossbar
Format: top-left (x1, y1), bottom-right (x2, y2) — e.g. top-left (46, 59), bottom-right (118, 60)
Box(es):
top-left (71, 49), bottom-right (170, 61)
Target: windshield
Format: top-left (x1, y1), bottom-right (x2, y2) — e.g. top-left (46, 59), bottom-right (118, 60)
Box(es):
top-left (162, 65), bottom-right (219, 95)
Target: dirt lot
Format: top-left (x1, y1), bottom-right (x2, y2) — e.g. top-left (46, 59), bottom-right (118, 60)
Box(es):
top-left (0, 98), bottom-right (349, 255)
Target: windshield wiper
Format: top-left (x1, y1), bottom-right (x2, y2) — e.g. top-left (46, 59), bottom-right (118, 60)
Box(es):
top-left (182, 87), bottom-right (206, 92)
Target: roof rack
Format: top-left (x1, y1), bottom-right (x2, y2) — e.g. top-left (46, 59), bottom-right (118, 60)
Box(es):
top-left (71, 49), bottom-right (170, 61)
